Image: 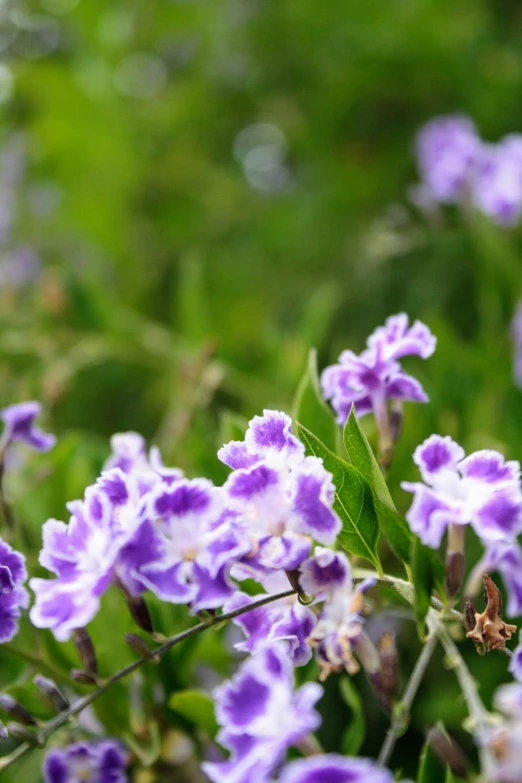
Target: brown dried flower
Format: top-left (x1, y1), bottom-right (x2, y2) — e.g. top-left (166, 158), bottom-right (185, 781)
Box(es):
top-left (466, 574), bottom-right (516, 653)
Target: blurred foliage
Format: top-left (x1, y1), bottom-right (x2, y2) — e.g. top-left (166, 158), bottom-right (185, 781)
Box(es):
top-left (1, 0), bottom-right (522, 780)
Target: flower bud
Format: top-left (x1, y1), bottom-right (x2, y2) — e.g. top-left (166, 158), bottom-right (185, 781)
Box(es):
top-left (0, 720), bottom-right (7, 740)
top-left (0, 694), bottom-right (37, 726)
top-left (74, 628), bottom-right (97, 673)
top-left (126, 595), bottom-right (154, 635)
top-left (354, 632), bottom-right (391, 712)
top-left (378, 632), bottom-right (399, 702)
top-left (426, 725), bottom-right (469, 778)
top-left (33, 674), bottom-right (69, 712)
top-left (125, 633), bottom-right (154, 659)
top-left (390, 400), bottom-right (404, 444)
top-left (6, 723), bottom-right (42, 746)
top-left (70, 669), bottom-right (98, 686)
top-left (445, 524), bottom-right (466, 598)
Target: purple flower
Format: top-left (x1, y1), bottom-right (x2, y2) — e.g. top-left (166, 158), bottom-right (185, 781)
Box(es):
top-left (220, 411), bottom-right (341, 574)
top-left (218, 409), bottom-right (305, 471)
top-left (472, 135), bottom-right (522, 226)
top-left (105, 432), bottom-right (183, 484)
top-left (307, 563), bottom-right (375, 680)
top-left (299, 548), bottom-right (350, 597)
top-left (202, 642), bottom-right (322, 783)
top-left (279, 755), bottom-right (407, 783)
top-left (0, 401), bottom-right (55, 452)
top-left (321, 314), bottom-right (435, 426)
top-left (402, 435), bottom-right (522, 549)
top-left (0, 538), bottom-right (28, 643)
top-left (43, 740), bottom-right (128, 783)
top-left (30, 467), bottom-right (163, 641)
top-left (224, 589), bottom-right (316, 666)
top-left (415, 115), bottom-right (481, 203)
top-left (130, 479), bottom-right (252, 613)
top-left (475, 541), bottom-right (522, 618)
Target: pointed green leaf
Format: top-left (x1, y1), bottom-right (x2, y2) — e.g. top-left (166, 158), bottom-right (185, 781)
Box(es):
top-left (417, 735), bottom-right (445, 783)
top-left (343, 405), bottom-right (412, 564)
top-left (411, 538), bottom-right (445, 641)
top-left (292, 348), bottom-right (337, 452)
top-left (297, 424), bottom-right (382, 571)
top-left (339, 677), bottom-right (366, 755)
top-left (168, 689), bottom-right (218, 737)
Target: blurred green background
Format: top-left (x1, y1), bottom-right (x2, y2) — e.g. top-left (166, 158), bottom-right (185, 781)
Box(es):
top-left (2, 0), bottom-right (522, 780)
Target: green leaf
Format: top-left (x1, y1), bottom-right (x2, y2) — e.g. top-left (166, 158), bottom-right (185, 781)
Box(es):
top-left (343, 405), bottom-right (412, 564)
top-left (411, 538), bottom-right (445, 641)
top-left (168, 689), bottom-right (218, 737)
top-left (297, 424), bottom-right (382, 571)
top-left (417, 735), bottom-right (445, 783)
top-left (339, 677), bottom-right (366, 755)
top-left (292, 348), bottom-right (337, 453)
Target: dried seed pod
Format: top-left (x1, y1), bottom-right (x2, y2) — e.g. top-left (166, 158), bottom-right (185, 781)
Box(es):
top-left (466, 575), bottom-right (516, 653)
top-left (74, 628), bottom-right (97, 673)
top-left (33, 674), bottom-right (69, 712)
top-left (6, 723), bottom-right (42, 746)
top-left (0, 694), bottom-right (37, 726)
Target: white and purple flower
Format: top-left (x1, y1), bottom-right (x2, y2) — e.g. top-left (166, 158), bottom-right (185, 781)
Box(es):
top-left (0, 538), bottom-right (28, 643)
top-left (43, 740), bottom-right (128, 783)
top-left (220, 410), bottom-right (341, 575)
top-left (402, 435), bottom-right (522, 549)
top-left (202, 642), bottom-right (322, 783)
top-left (130, 478), bottom-right (252, 614)
top-left (306, 552), bottom-right (375, 680)
top-left (472, 135), bottom-right (522, 227)
top-left (279, 755), bottom-right (409, 783)
top-left (480, 682), bottom-right (522, 782)
top-left (321, 314), bottom-right (435, 427)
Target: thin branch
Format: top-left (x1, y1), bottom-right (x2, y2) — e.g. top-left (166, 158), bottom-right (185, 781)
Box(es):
top-left (437, 621), bottom-right (496, 781)
top-left (0, 588), bottom-right (296, 773)
top-left (377, 618), bottom-right (439, 767)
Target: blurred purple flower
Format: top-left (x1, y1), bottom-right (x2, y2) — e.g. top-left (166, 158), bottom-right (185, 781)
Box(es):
top-left (279, 755), bottom-right (409, 783)
top-left (202, 642), bottom-right (322, 783)
top-left (321, 313), bottom-right (435, 427)
top-left (43, 740), bottom-right (128, 783)
top-left (481, 683), bottom-right (522, 782)
top-left (0, 538), bottom-right (28, 643)
top-left (415, 114), bottom-right (481, 202)
top-left (0, 401), bottom-right (55, 453)
top-left (402, 435), bottom-right (522, 549)
top-left (472, 135), bottom-right (522, 226)
top-left (473, 541), bottom-right (522, 618)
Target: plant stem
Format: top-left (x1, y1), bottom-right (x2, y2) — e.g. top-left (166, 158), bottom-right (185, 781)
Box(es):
top-left (377, 621), bottom-right (439, 767)
top-left (0, 588), bottom-right (296, 773)
top-left (437, 622), bottom-right (495, 781)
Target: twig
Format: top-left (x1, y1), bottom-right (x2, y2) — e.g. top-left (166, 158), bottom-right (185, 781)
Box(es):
top-left (0, 588), bottom-right (296, 773)
top-left (437, 621), bottom-right (496, 781)
top-left (377, 618), bottom-right (439, 767)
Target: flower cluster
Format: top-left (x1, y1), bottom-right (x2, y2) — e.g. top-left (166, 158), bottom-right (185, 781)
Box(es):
top-left (30, 411), bottom-right (343, 645)
top-left (321, 312), bottom-right (436, 428)
top-left (203, 641), bottom-right (410, 783)
top-left (415, 114), bottom-right (522, 227)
